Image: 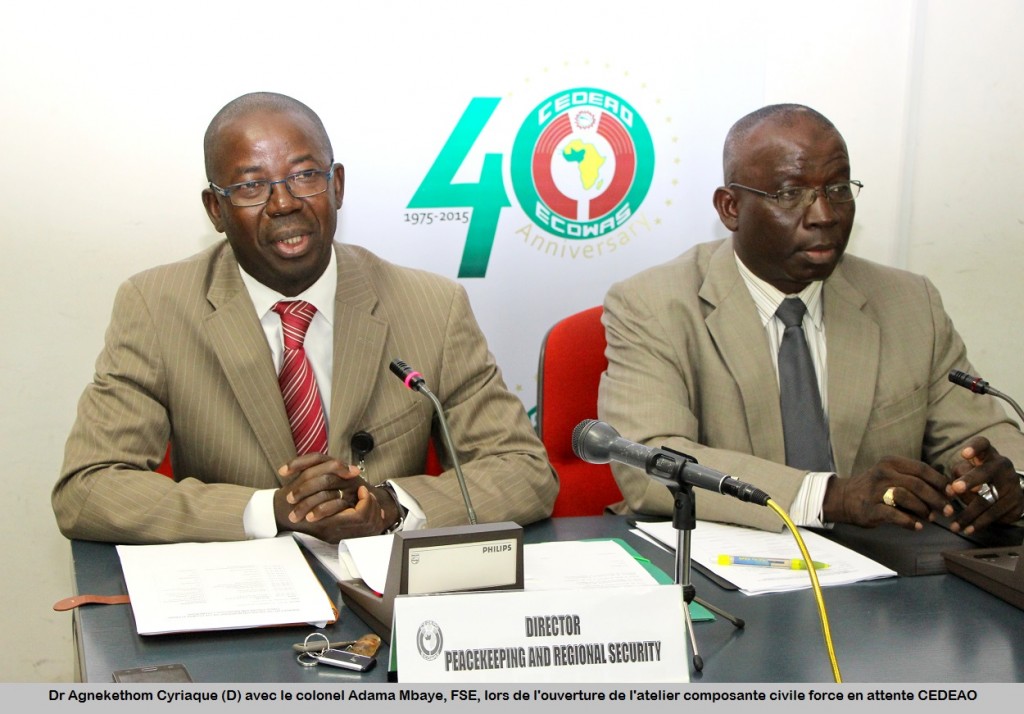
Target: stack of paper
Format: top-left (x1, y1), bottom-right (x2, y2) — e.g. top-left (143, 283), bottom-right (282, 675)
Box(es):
top-left (116, 536), bottom-right (337, 635)
top-left (633, 520), bottom-right (896, 595)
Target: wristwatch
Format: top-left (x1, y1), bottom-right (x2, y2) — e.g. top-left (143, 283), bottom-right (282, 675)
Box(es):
top-left (379, 483), bottom-right (407, 534)
top-left (1018, 475), bottom-right (1024, 521)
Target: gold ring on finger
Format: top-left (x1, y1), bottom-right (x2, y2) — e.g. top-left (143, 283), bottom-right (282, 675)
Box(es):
top-left (882, 487), bottom-right (897, 507)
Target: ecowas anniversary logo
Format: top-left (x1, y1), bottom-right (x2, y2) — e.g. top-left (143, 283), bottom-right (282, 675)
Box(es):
top-left (407, 87), bottom-right (655, 278)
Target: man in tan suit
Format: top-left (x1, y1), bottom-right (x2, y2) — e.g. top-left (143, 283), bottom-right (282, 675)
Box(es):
top-left (599, 104), bottom-right (1024, 533)
top-left (54, 92), bottom-right (556, 544)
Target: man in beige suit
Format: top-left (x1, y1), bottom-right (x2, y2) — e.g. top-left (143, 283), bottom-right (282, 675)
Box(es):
top-left (599, 104), bottom-right (1024, 533)
top-left (53, 92), bottom-right (556, 544)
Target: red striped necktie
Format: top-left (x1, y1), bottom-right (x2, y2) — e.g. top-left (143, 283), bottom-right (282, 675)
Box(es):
top-left (273, 300), bottom-right (328, 455)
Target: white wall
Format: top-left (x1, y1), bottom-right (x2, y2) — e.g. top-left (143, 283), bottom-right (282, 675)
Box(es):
top-left (906, 1), bottom-right (1024, 401)
top-left (2, 1), bottom-right (1021, 681)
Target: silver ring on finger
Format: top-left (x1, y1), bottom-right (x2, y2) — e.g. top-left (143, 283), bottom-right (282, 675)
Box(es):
top-left (978, 483), bottom-right (998, 504)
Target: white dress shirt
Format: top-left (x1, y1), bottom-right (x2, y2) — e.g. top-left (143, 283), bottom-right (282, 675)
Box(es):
top-left (236, 251), bottom-right (425, 537)
top-left (735, 254), bottom-right (834, 528)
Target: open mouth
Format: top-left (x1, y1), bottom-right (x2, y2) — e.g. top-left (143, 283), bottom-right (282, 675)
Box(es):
top-left (270, 233), bottom-right (311, 257)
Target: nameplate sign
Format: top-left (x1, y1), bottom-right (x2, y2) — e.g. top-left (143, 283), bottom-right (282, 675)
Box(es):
top-left (393, 585), bottom-right (688, 682)
top-left (406, 537), bottom-right (519, 594)
top-left (339, 523), bottom-right (523, 644)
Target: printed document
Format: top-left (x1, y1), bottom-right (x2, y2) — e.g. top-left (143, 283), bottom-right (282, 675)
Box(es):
top-left (633, 520), bottom-right (895, 595)
top-left (116, 536), bottom-right (337, 635)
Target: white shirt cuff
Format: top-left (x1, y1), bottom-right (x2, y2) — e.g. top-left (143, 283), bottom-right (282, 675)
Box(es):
top-left (388, 480), bottom-right (426, 531)
top-left (789, 472), bottom-right (835, 529)
top-left (243, 489), bottom-right (279, 539)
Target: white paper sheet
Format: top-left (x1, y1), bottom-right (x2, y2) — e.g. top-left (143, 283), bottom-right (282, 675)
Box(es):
top-left (635, 520), bottom-right (896, 595)
top-left (523, 540), bottom-right (658, 590)
top-left (339, 534), bottom-right (394, 594)
top-left (116, 536), bottom-right (337, 634)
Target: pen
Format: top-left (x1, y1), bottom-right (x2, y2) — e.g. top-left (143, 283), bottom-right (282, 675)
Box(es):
top-left (717, 555), bottom-right (829, 570)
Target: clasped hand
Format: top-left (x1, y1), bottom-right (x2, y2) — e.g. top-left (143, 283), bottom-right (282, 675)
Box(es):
top-left (272, 453), bottom-right (401, 543)
top-left (823, 437), bottom-right (1021, 533)
top-left (945, 437), bottom-right (1022, 535)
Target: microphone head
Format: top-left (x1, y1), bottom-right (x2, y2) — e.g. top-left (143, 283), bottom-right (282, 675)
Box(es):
top-left (949, 369), bottom-right (989, 394)
top-left (390, 358), bottom-right (425, 391)
top-left (390, 359), bottom-right (412, 380)
top-left (571, 419), bottom-right (620, 464)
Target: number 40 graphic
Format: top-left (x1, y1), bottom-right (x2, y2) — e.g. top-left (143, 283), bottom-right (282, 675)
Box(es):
top-left (407, 98), bottom-right (509, 279)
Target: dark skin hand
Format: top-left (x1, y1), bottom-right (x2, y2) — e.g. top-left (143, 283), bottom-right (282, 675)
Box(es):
top-left (822, 456), bottom-right (951, 530)
top-left (945, 436), bottom-right (1023, 535)
top-left (272, 453), bottom-right (402, 543)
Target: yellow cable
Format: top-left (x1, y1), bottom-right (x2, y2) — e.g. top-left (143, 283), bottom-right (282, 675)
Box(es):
top-left (766, 498), bottom-right (843, 683)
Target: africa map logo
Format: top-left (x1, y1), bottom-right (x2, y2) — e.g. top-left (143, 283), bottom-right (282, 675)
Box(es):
top-left (511, 88), bottom-right (654, 241)
top-left (408, 86), bottom-right (657, 277)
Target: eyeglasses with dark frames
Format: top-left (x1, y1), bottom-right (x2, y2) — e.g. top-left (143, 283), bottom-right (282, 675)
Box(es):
top-left (209, 162), bottom-right (336, 207)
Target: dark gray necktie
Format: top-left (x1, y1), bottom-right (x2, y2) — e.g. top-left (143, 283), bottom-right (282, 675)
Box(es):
top-left (776, 298), bottom-right (833, 471)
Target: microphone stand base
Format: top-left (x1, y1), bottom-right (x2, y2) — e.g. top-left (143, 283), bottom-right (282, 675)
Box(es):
top-left (673, 486), bottom-right (745, 674)
top-left (694, 596), bottom-right (745, 629)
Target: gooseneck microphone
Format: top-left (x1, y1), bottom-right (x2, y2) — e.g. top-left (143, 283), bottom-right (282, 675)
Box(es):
top-left (949, 370), bottom-right (1024, 423)
top-left (390, 359), bottom-right (477, 524)
top-left (572, 419), bottom-right (771, 506)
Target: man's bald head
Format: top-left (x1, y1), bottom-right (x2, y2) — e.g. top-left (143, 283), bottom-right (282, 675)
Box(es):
top-left (203, 92), bottom-right (333, 180)
top-left (722, 104), bottom-right (837, 184)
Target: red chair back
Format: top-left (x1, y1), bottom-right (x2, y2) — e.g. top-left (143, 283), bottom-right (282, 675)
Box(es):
top-left (156, 444), bottom-right (174, 477)
top-left (424, 440), bottom-right (443, 476)
top-left (537, 306), bottom-right (622, 517)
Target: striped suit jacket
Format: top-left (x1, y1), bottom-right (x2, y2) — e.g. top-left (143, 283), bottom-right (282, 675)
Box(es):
top-left (598, 238), bottom-right (1024, 531)
top-left (54, 242), bottom-right (556, 543)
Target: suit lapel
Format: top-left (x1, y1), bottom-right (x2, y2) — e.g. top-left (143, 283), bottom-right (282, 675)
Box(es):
top-left (823, 263), bottom-right (880, 476)
top-left (327, 246), bottom-right (389, 455)
top-left (700, 241), bottom-right (787, 463)
top-left (203, 246), bottom-right (295, 476)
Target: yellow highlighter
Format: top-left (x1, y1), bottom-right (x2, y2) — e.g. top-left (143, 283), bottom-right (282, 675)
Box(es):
top-left (717, 554), bottom-right (829, 570)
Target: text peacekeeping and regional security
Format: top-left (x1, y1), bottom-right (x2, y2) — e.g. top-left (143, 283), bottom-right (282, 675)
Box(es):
top-left (444, 611), bottom-right (664, 672)
top-left (444, 641), bottom-right (662, 672)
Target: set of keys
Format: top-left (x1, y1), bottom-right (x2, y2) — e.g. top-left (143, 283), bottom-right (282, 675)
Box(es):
top-left (294, 632), bottom-right (381, 672)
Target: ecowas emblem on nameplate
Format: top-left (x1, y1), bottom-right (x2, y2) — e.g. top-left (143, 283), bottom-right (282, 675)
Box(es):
top-left (416, 620), bottom-right (443, 661)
